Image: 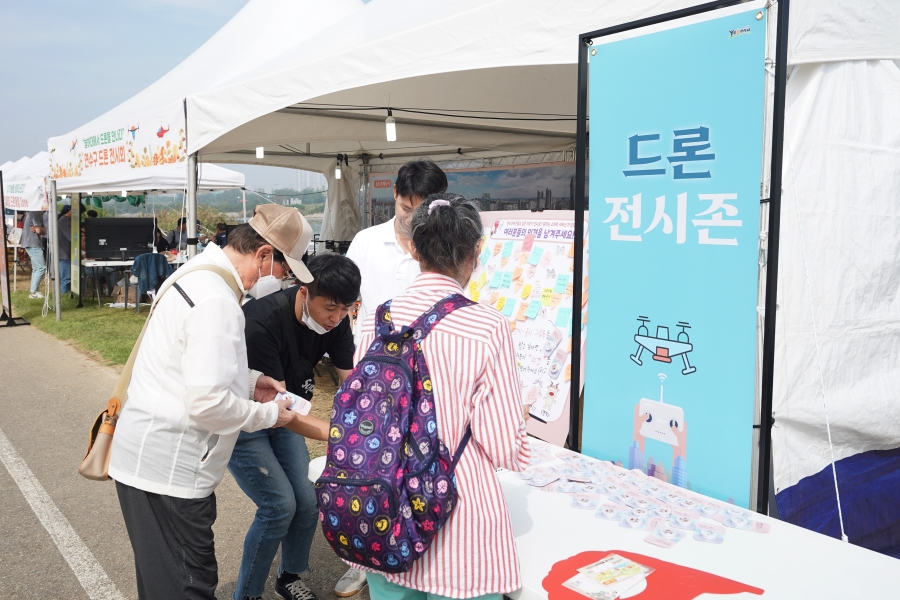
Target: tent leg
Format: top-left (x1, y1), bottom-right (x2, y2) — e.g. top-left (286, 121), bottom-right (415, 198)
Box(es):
top-left (186, 154), bottom-right (198, 259)
top-left (49, 180), bottom-right (61, 321)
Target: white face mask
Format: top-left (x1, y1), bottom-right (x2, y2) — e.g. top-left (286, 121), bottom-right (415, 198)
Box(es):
top-left (248, 255), bottom-right (282, 299)
top-left (302, 294), bottom-right (329, 335)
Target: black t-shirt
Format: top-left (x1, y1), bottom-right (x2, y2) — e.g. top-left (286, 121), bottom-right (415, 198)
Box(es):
top-left (243, 286), bottom-right (355, 399)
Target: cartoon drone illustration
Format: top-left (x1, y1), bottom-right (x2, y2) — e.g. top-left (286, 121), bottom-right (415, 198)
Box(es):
top-left (630, 316), bottom-right (697, 375)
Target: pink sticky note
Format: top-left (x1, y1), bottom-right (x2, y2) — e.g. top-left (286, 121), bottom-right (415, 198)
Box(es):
top-left (522, 233), bottom-right (536, 252)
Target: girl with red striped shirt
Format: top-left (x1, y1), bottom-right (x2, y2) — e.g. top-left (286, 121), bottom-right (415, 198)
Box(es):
top-left (354, 193), bottom-right (531, 600)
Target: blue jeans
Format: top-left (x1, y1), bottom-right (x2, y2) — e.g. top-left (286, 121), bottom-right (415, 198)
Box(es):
top-left (228, 428), bottom-right (318, 599)
top-left (59, 259), bottom-right (71, 293)
top-left (25, 247), bottom-right (46, 294)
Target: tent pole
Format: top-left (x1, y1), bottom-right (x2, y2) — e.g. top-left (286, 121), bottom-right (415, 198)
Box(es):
top-left (186, 154), bottom-right (198, 259)
top-left (242, 188), bottom-right (247, 223)
top-left (49, 180), bottom-right (61, 321)
top-left (568, 37), bottom-right (589, 453)
top-left (757, 0), bottom-right (790, 516)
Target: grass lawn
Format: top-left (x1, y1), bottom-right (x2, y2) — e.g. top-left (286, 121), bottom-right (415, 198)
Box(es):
top-left (11, 290), bottom-right (147, 367)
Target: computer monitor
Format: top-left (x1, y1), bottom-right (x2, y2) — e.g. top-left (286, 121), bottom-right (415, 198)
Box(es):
top-left (84, 218), bottom-right (155, 260)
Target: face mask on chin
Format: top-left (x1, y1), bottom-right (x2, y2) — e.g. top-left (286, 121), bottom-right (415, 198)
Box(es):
top-left (301, 292), bottom-right (329, 335)
top-left (247, 255), bottom-right (281, 299)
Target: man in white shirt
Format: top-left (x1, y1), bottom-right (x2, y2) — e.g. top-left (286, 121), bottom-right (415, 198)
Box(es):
top-left (110, 205), bottom-right (318, 600)
top-left (338, 159), bottom-right (448, 597)
top-left (346, 159), bottom-right (449, 342)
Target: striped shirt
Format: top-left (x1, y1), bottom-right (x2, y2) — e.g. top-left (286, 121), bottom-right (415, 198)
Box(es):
top-left (353, 272), bottom-right (531, 598)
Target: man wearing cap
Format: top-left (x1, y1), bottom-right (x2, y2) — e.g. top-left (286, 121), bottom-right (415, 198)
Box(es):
top-left (109, 205), bottom-right (320, 600)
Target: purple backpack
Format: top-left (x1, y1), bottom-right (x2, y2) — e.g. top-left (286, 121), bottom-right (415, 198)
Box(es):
top-left (315, 294), bottom-right (474, 573)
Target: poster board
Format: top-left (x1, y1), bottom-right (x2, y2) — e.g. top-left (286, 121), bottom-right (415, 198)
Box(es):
top-left (581, 2), bottom-right (769, 506)
top-left (467, 211), bottom-right (588, 446)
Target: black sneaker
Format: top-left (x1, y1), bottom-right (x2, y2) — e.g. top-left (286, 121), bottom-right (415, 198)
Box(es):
top-left (275, 573), bottom-right (318, 600)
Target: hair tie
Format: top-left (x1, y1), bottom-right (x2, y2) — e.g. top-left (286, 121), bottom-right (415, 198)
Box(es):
top-left (428, 199), bottom-right (451, 214)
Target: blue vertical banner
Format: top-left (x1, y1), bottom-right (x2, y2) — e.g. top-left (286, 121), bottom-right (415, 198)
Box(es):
top-left (584, 6), bottom-right (768, 507)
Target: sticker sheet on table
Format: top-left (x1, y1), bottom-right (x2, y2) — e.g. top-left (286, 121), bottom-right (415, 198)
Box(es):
top-left (465, 218), bottom-right (589, 433)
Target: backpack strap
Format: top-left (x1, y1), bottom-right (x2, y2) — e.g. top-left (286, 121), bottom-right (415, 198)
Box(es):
top-left (374, 299), bottom-right (396, 337)
top-left (407, 293), bottom-right (476, 342)
top-left (449, 425), bottom-right (472, 474)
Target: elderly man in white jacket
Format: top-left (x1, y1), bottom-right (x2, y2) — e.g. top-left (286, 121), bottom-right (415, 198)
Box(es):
top-left (109, 205), bottom-right (317, 600)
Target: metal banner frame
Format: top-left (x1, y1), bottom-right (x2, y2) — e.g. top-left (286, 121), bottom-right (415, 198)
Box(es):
top-left (0, 171), bottom-right (30, 327)
top-left (572, 0), bottom-right (789, 515)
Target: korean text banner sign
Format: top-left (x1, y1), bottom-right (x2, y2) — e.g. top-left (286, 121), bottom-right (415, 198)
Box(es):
top-left (583, 5), bottom-right (767, 507)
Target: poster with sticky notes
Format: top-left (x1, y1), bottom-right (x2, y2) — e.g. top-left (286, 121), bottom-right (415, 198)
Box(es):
top-left (464, 212), bottom-right (591, 448)
top-left (554, 274), bottom-right (572, 294)
top-left (480, 247), bottom-right (491, 265)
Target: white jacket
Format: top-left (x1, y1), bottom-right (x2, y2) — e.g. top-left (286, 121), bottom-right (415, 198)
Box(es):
top-left (109, 244), bottom-right (278, 498)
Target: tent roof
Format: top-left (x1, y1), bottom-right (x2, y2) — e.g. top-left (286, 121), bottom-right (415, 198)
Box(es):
top-left (186, 0), bottom-right (900, 173)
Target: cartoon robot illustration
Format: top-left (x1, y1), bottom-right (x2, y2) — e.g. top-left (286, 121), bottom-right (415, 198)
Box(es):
top-left (630, 316), bottom-right (697, 375)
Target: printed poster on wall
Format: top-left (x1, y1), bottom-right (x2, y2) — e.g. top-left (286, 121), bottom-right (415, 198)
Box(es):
top-left (583, 3), bottom-right (768, 506)
top-left (467, 211), bottom-right (588, 446)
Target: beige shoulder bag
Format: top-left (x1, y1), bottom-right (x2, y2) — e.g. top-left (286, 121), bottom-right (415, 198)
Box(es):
top-left (78, 264), bottom-right (243, 480)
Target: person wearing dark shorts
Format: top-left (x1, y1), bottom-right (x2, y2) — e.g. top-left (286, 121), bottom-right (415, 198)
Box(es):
top-left (230, 253), bottom-right (361, 600)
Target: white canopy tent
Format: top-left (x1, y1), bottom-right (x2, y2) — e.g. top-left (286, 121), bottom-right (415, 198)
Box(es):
top-left (2, 153), bottom-right (50, 211)
top-left (181, 0), bottom-right (900, 552)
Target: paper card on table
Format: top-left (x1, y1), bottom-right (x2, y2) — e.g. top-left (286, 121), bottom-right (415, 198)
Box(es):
top-left (524, 302), bottom-right (541, 319)
top-left (541, 288), bottom-right (553, 306)
top-left (528, 247), bottom-right (544, 265)
top-left (556, 307), bottom-right (572, 329)
top-left (502, 299), bottom-right (516, 317)
top-left (475, 271), bottom-right (488, 290)
top-left (501, 241), bottom-right (514, 258)
top-left (522, 233), bottom-right (536, 252)
top-left (693, 523), bottom-right (726, 544)
top-left (500, 272), bottom-right (512, 289)
top-left (554, 273), bottom-right (572, 294)
top-left (489, 271), bottom-right (504, 288)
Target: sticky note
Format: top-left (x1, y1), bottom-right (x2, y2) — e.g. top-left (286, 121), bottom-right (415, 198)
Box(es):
top-left (541, 288), bottom-right (553, 306)
top-left (556, 307), bottom-right (572, 330)
top-left (502, 300), bottom-right (516, 317)
top-left (490, 271), bottom-right (504, 288)
top-left (468, 280), bottom-right (478, 296)
top-left (496, 297), bottom-right (506, 311)
top-left (528, 247), bottom-right (544, 265)
top-left (521, 283), bottom-right (532, 299)
top-left (502, 241), bottom-right (514, 258)
top-left (471, 289), bottom-right (480, 302)
top-left (554, 274), bottom-right (571, 294)
top-left (525, 302), bottom-right (541, 319)
top-left (516, 302), bottom-right (529, 321)
top-left (523, 234), bottom-right (536, 252)
top-left (480, 247), bottom-right (491, 265)
top-left (476, 271), bottom-right (488, 290)
top-left (500, 272), bottom-right (512, 289)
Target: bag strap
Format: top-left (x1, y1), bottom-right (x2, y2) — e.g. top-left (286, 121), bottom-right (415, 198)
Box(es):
top-left (105, 263), bottom-right (244, 419)
top-left (275, 291), bottom-right (303, 379)
top-left (407, 294), bottom-right (476, 342)
top-left (449, 425), bottom-right (472, 474)
top-left (374, 300), bottom-right (395, 336)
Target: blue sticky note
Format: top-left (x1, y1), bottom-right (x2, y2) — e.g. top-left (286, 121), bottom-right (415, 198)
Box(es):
top-left (554, 273), bottom-right (571, 294)
top-left (525, 301), bottom-right (541, 319)
top-left (489, 271), bottom-right (504, 288)
top-left (528, 247), bottom-right (544, 265)
top-left (480, 247), bottom-right (491, 265)
top-left (502, 299), bottom-right (516, 317)
top-left (501, 241), bottom-right (514, 258)
top-left (500, 272), bottom-right (512, 289)
top-left (555, 307), bottom-right (572, 330)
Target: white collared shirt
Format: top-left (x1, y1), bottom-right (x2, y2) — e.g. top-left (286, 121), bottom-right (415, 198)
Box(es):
top-left (345, 218), bottom-right (420, 341)
top-left (109, 244), bottom-right (278, 499)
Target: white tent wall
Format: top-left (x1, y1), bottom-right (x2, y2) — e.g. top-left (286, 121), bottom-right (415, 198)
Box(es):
top-left (3, 152), bottom-right (50, 211)
top-left (771, 58), bottom-right (900, 554)
top-left (320, 160), bottom-right (361, 242)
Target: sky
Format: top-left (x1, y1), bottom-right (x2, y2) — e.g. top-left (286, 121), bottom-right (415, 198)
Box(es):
top-left (0, 0), bottom-right (322, 191)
